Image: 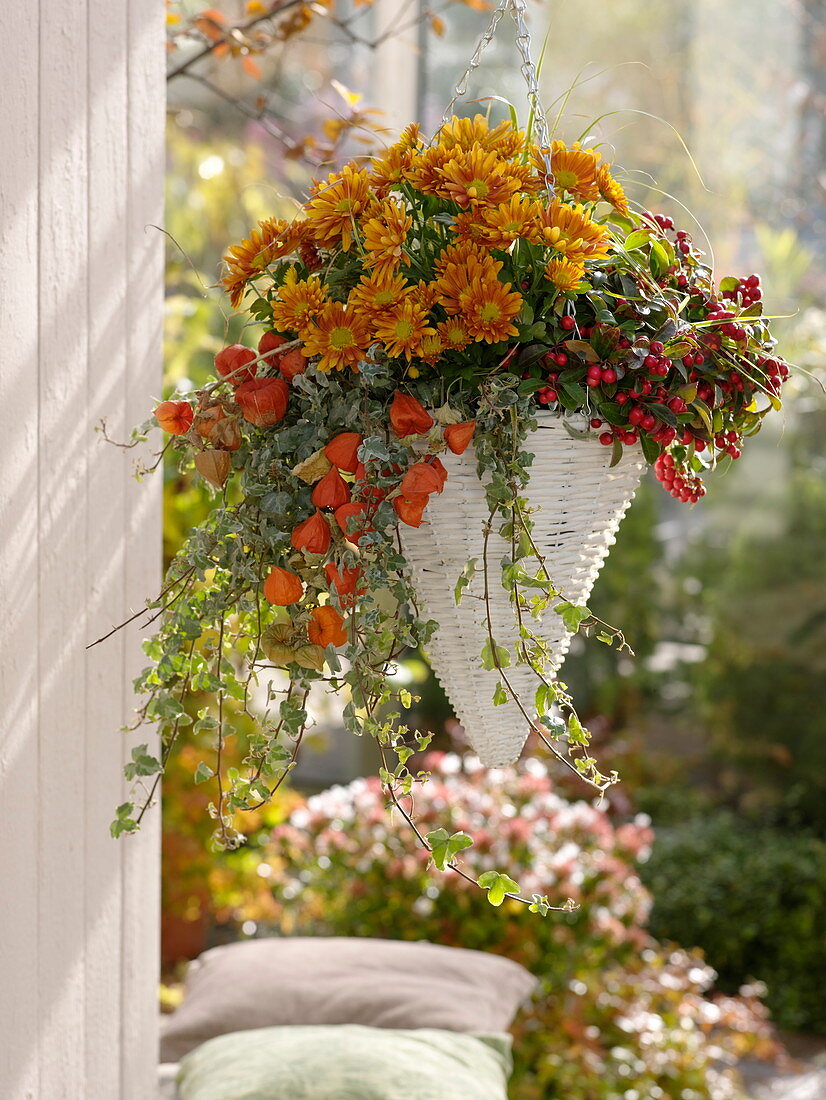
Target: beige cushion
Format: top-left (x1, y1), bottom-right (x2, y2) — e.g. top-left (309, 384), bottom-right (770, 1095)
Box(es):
top-left (160, 937), bottom-right (537, 1063)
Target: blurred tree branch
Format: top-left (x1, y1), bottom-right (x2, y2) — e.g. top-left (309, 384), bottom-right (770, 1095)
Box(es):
top-left (165, 1), bottom-right (485, 164)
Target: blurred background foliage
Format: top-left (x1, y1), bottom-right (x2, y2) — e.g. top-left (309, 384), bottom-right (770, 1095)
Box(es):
top-left (160, 0), bottom-right (826, 1061)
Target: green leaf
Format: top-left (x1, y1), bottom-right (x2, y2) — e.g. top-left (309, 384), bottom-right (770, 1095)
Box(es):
top-left (454, 558), bottom-right (477, 605)
top-left (194, 761), bottom-right (213, 785)
top-left (492, 681), bottom-right (508, 706)
top-left (555, 601), bottom-right (591, 632)
top-left (563, 339), bottom-right (600, 363)
top-left (640, 432), bottom-right (660, 464)
top-left (110, 802), bottom-right (137, 839)
top-left (477, 870), bottom-right (520, 907)
top-left (609, 435), bottom-right (623, 468)
top-left (528, 894), bottom-right (551, 916)
top-left (427, 829), bottom-right (474, 871)
top-left (623, 229), bottom-right (651, 250)
top-left (481, 638), bottom-right (511, 671)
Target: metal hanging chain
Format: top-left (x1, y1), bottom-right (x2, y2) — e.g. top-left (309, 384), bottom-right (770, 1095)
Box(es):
top-left (438, 0), bottom-right (554, 193)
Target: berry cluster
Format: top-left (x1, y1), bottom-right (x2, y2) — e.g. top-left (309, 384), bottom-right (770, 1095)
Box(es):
top-left (654, 452), bottom-right (707, 504)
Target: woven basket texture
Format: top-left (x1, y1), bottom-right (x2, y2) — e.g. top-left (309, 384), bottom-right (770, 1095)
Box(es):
top-left (400, 416), bottom-right (645, 766)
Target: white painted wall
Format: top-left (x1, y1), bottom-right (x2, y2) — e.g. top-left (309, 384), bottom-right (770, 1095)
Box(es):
top-left (0, 2), bottom-right (164, 1097)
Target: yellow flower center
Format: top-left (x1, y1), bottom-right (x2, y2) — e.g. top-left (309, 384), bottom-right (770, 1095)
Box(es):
top-left (335, 199), bottom-right (355, 214)
top-left (555, 168), bottom-right (579, 190)
top-left (479, 302), bottom-right (502, 323)
top-left (446, 326), bottom-right (464, 343)
top-left (329, 326), bottom-right (356, 350)
top-left (466, 179), bottom-right (489, 200)
top-left (374, 290), bottom-right (394, 305)
top-left (394, 320), bottom-right (415, 340)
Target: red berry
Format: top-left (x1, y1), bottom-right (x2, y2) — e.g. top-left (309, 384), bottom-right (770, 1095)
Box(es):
top-left (590, 418), bottom-right (603, 428)
top-left (599, 432), bottom-right (614, 446)
top-left (649, 341), bottom-right (664, 355)
top-left (615, 392), bottom-right (629, 405)
top-left (560, 315), bottom-right (576, 331)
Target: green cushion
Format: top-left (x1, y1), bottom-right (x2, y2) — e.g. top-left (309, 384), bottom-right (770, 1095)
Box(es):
top-left (177, 1024), bottom-right (512, 1100)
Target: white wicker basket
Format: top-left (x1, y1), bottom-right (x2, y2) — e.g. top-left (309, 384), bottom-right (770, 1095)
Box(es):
top-left (400, 415), bottom-right (645, 766)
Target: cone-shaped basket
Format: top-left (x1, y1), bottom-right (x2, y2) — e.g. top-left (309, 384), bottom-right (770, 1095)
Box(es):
top-left (400, 415), bottom-right (645, 766)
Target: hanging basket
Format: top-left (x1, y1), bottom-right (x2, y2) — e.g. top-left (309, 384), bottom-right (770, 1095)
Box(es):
top-left (400, 416), bottom-right (645, 766)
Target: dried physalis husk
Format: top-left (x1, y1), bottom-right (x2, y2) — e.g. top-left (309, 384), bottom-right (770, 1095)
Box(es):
top-left (261, 623), bottom-right (295, 666)
top-left (293, 644), bottom-right (326, 672)
top-left (194, 449), bottom-right (232, 488)
top-left (210, 415), bottom-right (242, 451)
top-left (292, 448), bottom-right (332, 484)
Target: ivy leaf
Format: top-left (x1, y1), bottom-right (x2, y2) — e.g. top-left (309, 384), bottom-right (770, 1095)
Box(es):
top-left (427, 829), bottom-right (473, 871)
top-left (554, 601), bottom-right (591, 632)
top-left (528, 893), bottom-right (551, 916)
top-left (454, 558), bottom-right (477, 605)
top-left (477, 870), bottom-right (520, 907)
top-left (110, 802), bottom-right (137, 838)
top-left (194, 761), bottom-right (213, 785)
top-left (481, 638), bottom-right (511, 670)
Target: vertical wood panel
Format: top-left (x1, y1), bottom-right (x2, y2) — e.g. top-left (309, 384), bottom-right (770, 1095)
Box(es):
top-left (0, 0), bottom-right (41, 1095)
top-left (0, 1), bottom-right (163, 1096)
top-left (85, 0), bottom-right (129, 1093)
top-left (37, 0), bottom-right (90, 1093)
top-left (121, 0), bottom-right (165, 1095)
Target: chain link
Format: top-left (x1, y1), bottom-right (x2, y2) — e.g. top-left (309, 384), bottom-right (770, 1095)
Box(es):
top-left (437, 0), bottom-right (554, 194)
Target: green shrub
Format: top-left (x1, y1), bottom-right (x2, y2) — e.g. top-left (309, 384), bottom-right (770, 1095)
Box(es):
top-left (642, 812), bottom-right (826, 1033)
top-left (269, 755), bottom-right (778, 1099)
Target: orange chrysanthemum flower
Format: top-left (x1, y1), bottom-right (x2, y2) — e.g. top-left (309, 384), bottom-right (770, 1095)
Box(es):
top-left (437, 114), bottom-right (525, 158)
top-left (434, 251), bottom-right (503, 315)
top-left (406, 144), bottom-right (459, 195)
top-left (370, 124), bottom-right (423, 194)
top-left (437, 318), bottom-right (472, 352)
top-left (433, 239), bottom-right (494, 276)
top-left (221, 218), bottom-right (307, 307)
top-left (438, 146), bottom-right (523, 208)
top-left (305, 165), bottom-right (371, 251)
top-left (544, 256), bottom-right (586, 292)
top-left (361, 200), bottom-right (412, 278)
top-left (418, 332), bottom-right (443, 366)
top-left (349, 270), bottom-right (412, 316)
top-left (459, 277), bottom-right (523, 344)
top-left (302, 301), bottom-right (372, 372)
top-left (596, 164), bottom-right (630, 216)
top-left (270, 266), bottom-right (328, 334)
top-left (411, 280), bottom-right (440, 312)
top-left (450, 209), bottom-right (490, 244)
top-left (373, 298), bottom-right (435, 361)
top-left (545, 142), bottom-right (601, 202)
top-left (479, 196), bottom-right (543, 248)
top-left (537, 201), bottom-right (612, 262)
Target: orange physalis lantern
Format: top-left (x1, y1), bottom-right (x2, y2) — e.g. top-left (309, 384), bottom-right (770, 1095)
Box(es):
top-left (324, 563), bottom-right (364, 606)
top-left (278, 348), bottom-right (308, 381)
top-left (215, 343), bottom-right (258, 386)
top-left (444, 420), bottom-right (476, 455)
top-left (263, 566), bottom-right (304, 606)
top-left (334, 501), bottom-right (371, 545)
top-left (258, 331), bottom-right (288, 368)
top-left (393, 493), bottom-right (430, 527)
top-left (311, 467), bottom-right (351, 510)
top-left (400, 461), bottom-right (444, 497)
top-left (308, 605), bottom-right (348, 647)
top-left (291, 509), bottom-right (332, 555)
top-left (390, 391), bottom-right (434, 437)
top-left (324, 432), bottom-right (363, 474)
top-left (235, 377), bottom-right (289, 427)
top-left (155, 400), bottom-right (194, 436)
top-left (429, 456), bottom-right (448, 490)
